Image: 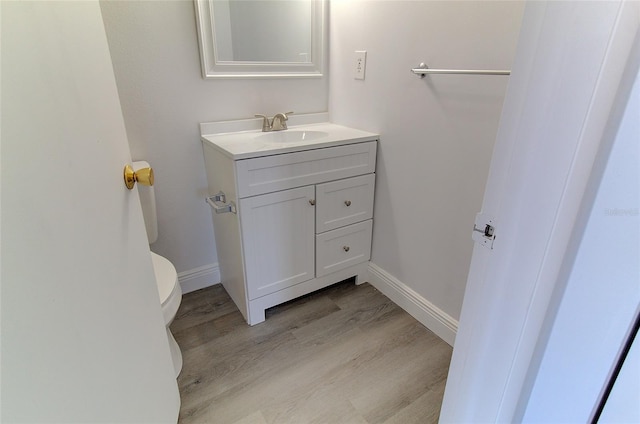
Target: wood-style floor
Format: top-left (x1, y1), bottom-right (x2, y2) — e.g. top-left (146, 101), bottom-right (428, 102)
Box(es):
top-left (171, 279), bottom-right (452, 424)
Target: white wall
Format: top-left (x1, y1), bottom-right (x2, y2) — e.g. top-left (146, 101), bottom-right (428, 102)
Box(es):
top-left (329, 1), bottom-right (524, 323)
top-left (100, 0), bottom-right (328, 292)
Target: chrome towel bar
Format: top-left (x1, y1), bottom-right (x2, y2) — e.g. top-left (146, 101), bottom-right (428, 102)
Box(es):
top-left (411, 63), bottom-right (510, 77)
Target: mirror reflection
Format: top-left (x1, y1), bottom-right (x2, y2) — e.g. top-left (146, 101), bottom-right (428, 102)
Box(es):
top-left (212, 0), bottom-right (313, 63)
top-left (195, 0), bottom-right (324, 78)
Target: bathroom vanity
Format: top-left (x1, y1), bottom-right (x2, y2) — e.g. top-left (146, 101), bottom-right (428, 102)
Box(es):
top-left (201, 118), bottom-right (378, 325)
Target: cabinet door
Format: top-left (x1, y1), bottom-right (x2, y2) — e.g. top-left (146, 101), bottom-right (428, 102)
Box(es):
top-left (240, 186), bottom-right (315, 300)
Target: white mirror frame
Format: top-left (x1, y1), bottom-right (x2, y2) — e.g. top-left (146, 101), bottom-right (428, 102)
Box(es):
top-left (194, 0), bottom-right (326, 79)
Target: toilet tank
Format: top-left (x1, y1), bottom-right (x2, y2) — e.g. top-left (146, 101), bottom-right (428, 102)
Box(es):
top-left (133, 161), bottom-right (158, 244)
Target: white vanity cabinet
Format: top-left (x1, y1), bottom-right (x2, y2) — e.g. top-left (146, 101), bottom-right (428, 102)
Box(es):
top-left (202, 123), bottom-right (378, 325)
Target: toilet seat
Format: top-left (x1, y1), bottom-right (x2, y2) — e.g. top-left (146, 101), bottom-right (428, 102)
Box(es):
top-left (151, 252), bottom-right (182, 326)
top-left (150, 251), bottom-right (183, 377)
top-left (135, 162), bottom-right (183, 378)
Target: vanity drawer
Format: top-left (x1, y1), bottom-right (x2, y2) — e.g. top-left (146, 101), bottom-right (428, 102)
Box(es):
top-left (316, 174), bottom-right (375, 233)
top-left (236, 141), bottom-right (377, 198)
top-left (316, 220), bottom-right (372, 277)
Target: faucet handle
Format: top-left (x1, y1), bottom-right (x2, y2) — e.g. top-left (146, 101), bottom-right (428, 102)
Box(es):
top-left (255, 114), bottom-right (271, 132)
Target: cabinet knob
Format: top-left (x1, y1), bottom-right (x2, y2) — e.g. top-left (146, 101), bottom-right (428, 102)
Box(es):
top-left (309, 199), bottom-right (316, 206)
top-left (343, 246), bottom-right (350, 252)
top-left (344, 200), bottom-right (351, 207)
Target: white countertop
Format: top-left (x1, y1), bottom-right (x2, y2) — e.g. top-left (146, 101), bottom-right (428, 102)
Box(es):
top-left (201, 122), bottom-right (379, 160)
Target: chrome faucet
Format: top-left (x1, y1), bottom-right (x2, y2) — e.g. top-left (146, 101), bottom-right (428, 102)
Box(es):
top-left (255, 111), bottom-right (294, 132)
top-left (272, 112), bottom-right (293, 131)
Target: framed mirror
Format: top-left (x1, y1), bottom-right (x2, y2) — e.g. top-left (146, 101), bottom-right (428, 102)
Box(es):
top-left (194, 0), bottom-right (326, 78)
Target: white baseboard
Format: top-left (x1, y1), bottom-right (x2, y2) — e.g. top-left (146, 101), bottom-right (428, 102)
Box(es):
top-left (366, 262), bottom-right (458, 346)
top-left (178, 263), bottom-right (220, 294)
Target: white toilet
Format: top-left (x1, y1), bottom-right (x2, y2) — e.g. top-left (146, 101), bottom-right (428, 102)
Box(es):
top-left (134, 161), bottom-right (183, 378)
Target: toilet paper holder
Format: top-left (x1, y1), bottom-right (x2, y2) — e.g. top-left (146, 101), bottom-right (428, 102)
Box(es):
top-left (206, 191), bottom-right (237, 214)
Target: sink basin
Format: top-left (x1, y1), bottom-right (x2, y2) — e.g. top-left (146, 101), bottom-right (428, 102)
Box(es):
top-left (257, 130), bottom-right (329, 144)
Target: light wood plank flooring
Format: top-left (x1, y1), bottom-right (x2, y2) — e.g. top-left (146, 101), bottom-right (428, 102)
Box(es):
top-left (171, 279), bottom-right (452, 424)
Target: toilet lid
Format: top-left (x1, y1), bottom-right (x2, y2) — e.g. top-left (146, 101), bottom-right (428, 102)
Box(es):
top-left (150, 252), bottom-right (178, 305)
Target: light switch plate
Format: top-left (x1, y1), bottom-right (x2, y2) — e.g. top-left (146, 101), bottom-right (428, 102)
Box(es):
top-left (354, 50), bottom-right (367, 80)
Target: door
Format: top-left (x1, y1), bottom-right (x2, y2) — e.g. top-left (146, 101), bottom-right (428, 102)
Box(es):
top-left (1, 2), bottom-right (179, 422)
top-left (439, 1), bottom-right (639, 422)
top-left (240, 186), bottom-right (316, 300)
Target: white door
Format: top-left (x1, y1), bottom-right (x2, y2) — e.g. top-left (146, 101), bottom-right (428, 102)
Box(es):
top-left (440, 1), bottom-right (639, 422)
top-left (240, 186), bottom-right (316, 300)
top-left (1, 2), bottom-right (180, 422)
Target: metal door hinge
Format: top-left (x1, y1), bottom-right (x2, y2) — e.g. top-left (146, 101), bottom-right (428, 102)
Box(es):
top-left (472, 213), bottom-right (496, 249)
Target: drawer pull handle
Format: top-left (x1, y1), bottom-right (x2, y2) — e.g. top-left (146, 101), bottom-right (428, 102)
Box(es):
top-left (344, 200), bottom-right (352, 207)
top-left (309, 199), bottom-right (316, 206)
top-left (343, 246), bottom-right (350, 252)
